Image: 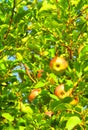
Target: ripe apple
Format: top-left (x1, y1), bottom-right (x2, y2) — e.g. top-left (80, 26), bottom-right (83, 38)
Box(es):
top-left (28, 88), bottom-right (41, 102)
top-left (45, 111), bottom-right (53, 117)
top-left (54, 84), bottom-right (66, 99)
top-left (50, 56), bottom-right (68, 72)
top-left (70, 96), bottom-right (79, 105)
top-left (37, 69), bottom-right (44, 79)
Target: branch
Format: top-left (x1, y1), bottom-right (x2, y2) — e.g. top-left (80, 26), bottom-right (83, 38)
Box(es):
top-left (4, 0), bottom-right (16, 39)
top-left (61, 43), bottom-right (73, 59)
top-left (72, 77), bottom-right (83, 94)
top-left (24, 64), bottom-right (36, 83)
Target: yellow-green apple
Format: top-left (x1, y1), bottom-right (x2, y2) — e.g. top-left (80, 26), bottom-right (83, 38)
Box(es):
top-left (50, 56), bottom-right (68, 72)
top-left (70, 96), bottom-right (79, 105)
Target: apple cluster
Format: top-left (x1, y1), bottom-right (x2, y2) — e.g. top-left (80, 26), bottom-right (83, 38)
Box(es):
top-left (28, 56), bottom-right (78, 109)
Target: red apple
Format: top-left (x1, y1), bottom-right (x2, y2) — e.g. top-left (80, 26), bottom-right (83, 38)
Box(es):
top-left (45, 111), bottom-right (53, 117)
top-left (50, 56), bottom-right (68, 72)
top-left (37, 69), bottom-right (44, 78)
top-left (54, 84), bottom-right (66, 99)
top-left (28, 88), bottom-right (41, 102)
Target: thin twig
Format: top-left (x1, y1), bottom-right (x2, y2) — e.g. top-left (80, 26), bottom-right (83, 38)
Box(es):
top-left (67, 108), bottom-right (82, 115)
top-left (72, 77), bottom-right (83, 94)
top-left (24, 64), bottom-right (36, 83)
top-left (4, 0), bottom-right (16, 39)
top-left (61, 43), bottom-right (73, 59)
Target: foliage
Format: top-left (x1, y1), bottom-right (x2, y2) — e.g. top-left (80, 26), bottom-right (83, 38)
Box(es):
top-left (0, 0), bottom-right (88, 129)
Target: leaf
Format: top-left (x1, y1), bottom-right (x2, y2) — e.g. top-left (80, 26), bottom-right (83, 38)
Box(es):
top-left (49, 73), bottom-right (58, 83)
top-left (19, 126), bottom-right (26, 130)
top-left (2, 113), bottom-right (14, 122)
top-left (17, 102), bottom-right (33, 115)
top-left (21, 104), bottom-right (33, 114)
top-left (66, 116), bottom-right (81, 130)
top-left (70, 0), bottom-right (80, 6)
top-left (16, 52), bottom-right (23, 61)
top-left (48, 92), bottom-right (59, 101)
top-left (0, 64), bottom-right (6, 70)
top-left (84, 66), bottom-right (88, 72)
top-left (79, 45), bottom-right (88, 60)
top-left (5, 125), bottom-right (15, 130)
top-left (5, 126), bottom-right (15, 130)
top-left (1, 82), bottom-right (7, 86)
top-left (66, 80), bottom-right (73, 87)
top-left (39, 1), bottom-right (56, 12)
top-left (35, 81), bottom-right (45, 88)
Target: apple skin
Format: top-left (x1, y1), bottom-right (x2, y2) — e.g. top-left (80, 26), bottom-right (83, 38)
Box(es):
top-left (70, 96), bottom-right (79, 105)
top-left (28, 88), bottom-right (41, 102)
top-left (66, 88), bottom-right (73, 97)
top-left (45, 111), bottom-right (53, 117)
top-left (54, 84), bottom-right (73, 99)
top-left (50, 56), bottom-right (68, 72)
top-left (37, 69), bottom-right (44, 79)
top-left (54, 84), bottom-right (66, 99)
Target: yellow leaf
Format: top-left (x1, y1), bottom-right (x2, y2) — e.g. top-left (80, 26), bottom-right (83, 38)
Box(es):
top-left (16, 52), bottom-right (23, 61)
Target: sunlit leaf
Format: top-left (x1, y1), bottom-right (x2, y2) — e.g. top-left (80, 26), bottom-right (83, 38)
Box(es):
top-left (16, 52), bottom-right (23, 61)
top-left (2, 113), bottom-right (14, 122)
top-left (19, 126), bottom-right (26, 130)
top-left (66, 116), bottom-right (81, 130)
top-left (39, 1), bottom-right (56, 12)
top-left (0, 63), bottom-right (6, 70)
top-left (48, 92), bottom-right (59, 101)
top-left (35, 81), bottom-right (45, 88)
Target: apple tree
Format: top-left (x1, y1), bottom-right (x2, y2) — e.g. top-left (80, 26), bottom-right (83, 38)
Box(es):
top-left (0, 0), bottom-right (88, 129)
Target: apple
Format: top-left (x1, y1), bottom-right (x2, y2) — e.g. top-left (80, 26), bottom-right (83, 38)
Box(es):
top-left (54, 84), bottom-right (73, 99)
top-left (28, 88), bottom-right (41, 102)
top-left (65, 88), bottom-right (73, 97)
top-left (45, 111), bottom-right (53, 117)
top-left (70, 96), bottom-right (79, 105)
top-left (54, 84), bottom-right (66, 99)
top-left (50, 56), bottom-right (68, 72)
top-left (37, 69), bottom-right (44, 79)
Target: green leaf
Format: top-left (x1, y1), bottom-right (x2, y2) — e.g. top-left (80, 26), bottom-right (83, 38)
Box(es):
top-left (35, 81), bottom-right (45, 88)
top-left (2, 113), bottom-right (14, 122)
top-left (48, 92), bottom-right (59, 101)
top-left (21, 104), bottom-right (33, 114)
top-left (84, 66), bottom-right (88, 72)
top-left (17, 102), bottom-right (33, 115)
top-left (66, 116), bottom-right (81, 130)
top-left (19, 126), bottom-right (26, 130)
top-left (0, 62), bottom-right (6, 70)
top-left (79, 45), bottom-right (88, 59)
top-left (39, 1), bottom-right (56, 12)
top-left (16, 52), bottom-right (23, 61)
top-left (5, 126), bottom-right (15, 130)
top-left (49, 48), bottom-right (55, 58)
